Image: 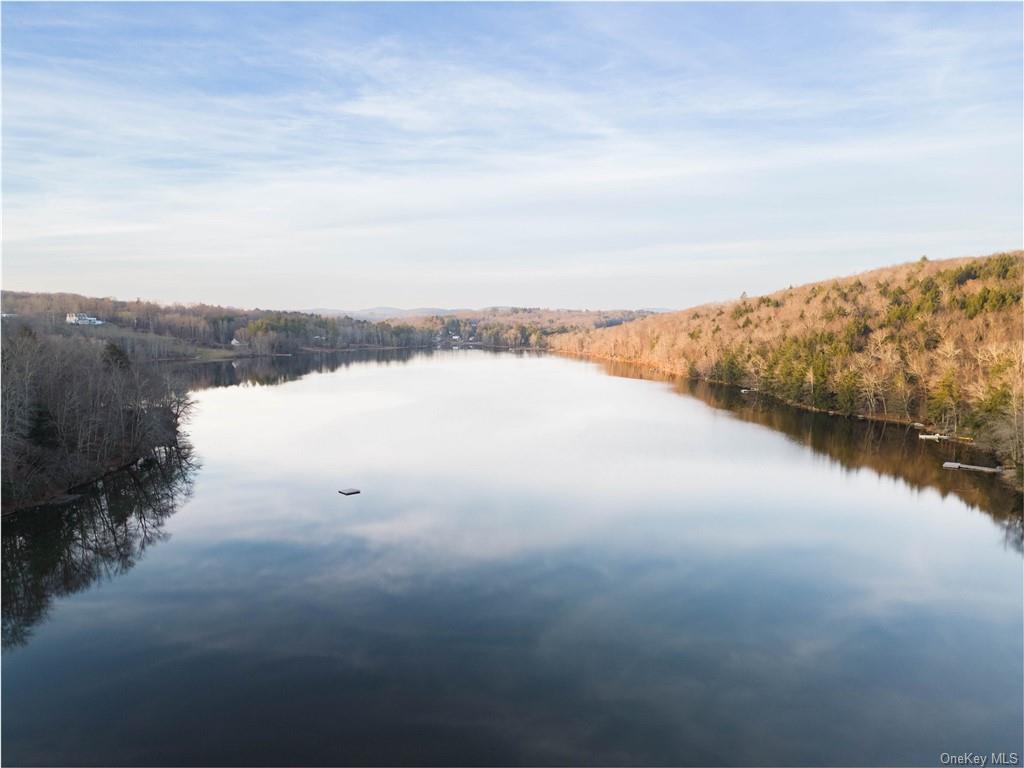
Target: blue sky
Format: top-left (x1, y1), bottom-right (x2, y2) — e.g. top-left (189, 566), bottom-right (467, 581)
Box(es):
top-left (2, 2), bottom-right (1021, 310)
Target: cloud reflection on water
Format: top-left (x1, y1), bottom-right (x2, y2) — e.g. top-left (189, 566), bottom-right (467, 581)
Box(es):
top-left (3, 350), bottom-right (1020, 766)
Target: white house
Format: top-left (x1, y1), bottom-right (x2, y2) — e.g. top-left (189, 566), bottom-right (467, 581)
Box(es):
top-left (65, 312), bottom-right (104, 326)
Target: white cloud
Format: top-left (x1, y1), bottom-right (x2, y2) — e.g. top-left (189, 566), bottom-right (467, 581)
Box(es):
top-left (2, 4), bottom-right (1021, 308)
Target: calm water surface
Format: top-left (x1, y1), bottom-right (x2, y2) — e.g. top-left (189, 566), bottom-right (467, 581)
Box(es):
top-left (3, 351), bottom-right (1022, 766)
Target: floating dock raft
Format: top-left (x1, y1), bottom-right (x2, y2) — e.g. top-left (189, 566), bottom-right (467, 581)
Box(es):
top-left (942, 462), bottom-right (1003, 474)
top-left (338, 488), bottom-right (361, 496)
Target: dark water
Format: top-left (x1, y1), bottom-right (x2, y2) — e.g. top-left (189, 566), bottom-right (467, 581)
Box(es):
top-left (3, 351), bottom-right (1021, 766)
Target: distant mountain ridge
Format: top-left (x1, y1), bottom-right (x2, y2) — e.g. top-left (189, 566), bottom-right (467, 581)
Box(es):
top-left (307, 306), bottom-right (661, 321)
top-left (307, 307), bottom-right (470, 321)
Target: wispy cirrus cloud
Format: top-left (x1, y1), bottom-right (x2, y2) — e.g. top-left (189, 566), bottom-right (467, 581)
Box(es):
top-left (2, 2), bottom-right (1021, 309)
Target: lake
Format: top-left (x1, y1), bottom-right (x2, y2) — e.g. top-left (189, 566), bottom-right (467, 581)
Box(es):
top-left (3, 350), bottom-right (1021, 766)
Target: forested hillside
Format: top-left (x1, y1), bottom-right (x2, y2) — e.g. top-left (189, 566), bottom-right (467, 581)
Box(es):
top-left (409, 307), bottom-right (652, 348)
top-left (1, 327), bottom-right (193, 509)
top-left (1, 293), bottom-right (651, 355)
top-left (0, 292), bottom-right (434, 354)
top-left (550, 252), bottom-right (1023, 472)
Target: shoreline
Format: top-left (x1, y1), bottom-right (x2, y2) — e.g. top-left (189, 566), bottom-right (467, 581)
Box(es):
top-left (1, 445), bottom-right (181, 517)
top-left (10, 346), bottom-right (1017, 515)
top-left (176, 342), bottom-right (545, 364)
top-left (181, 344), bottom-right (436, 363)
top-left (552, 348), bottom-right (1021, 489)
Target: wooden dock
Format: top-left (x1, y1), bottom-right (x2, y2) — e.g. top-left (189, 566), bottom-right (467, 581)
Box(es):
top-left (942, 462), bottom-right (1003, 475)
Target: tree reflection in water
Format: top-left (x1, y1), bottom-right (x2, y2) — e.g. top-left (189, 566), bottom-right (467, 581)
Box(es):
top-left (184, 351), bottom-right (1022, 551)
top-left (170, 348), bottom-right (425, 392)
top-left (6, 350), bottom-right (1016, 654)
top-left (600, 360), bottom-right (1024, 553)
top-left (0, 350), bottom-right (445, 651)
top-left (2, 442), bottom-right (198, 648)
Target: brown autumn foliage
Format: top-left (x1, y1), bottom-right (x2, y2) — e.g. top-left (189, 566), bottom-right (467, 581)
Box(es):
top-left (550, 252), bottom-right (1024, 474)
top-left (0, 291), bottom-right (437, 353)
top-left (401, 307), bottom-right (652, 349)
top-left (0, 292), bottom-right (639, 353)
top-left (1, 325), bottom-right (193, 509)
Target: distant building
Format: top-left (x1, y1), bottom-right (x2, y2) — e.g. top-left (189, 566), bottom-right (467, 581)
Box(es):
top-left (65, 312), bottom-right (104, 326)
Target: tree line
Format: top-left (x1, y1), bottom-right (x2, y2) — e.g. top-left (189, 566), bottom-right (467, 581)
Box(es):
top-left (1, 324), bottom-right (193, 509)
top-left (0, 293), bottom-right (653, 356)
top-left (550, 251), bottom-right (1024, 478)
top-left (1, 291), bottom-right (436, 354)
top-left (422, 308), bottom-right (653, 349)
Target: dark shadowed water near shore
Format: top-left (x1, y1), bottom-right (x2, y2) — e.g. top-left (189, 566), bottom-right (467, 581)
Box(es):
top-left (3, 350), bottom-right (1021, 766)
